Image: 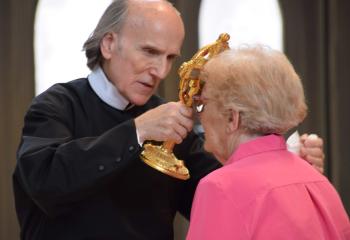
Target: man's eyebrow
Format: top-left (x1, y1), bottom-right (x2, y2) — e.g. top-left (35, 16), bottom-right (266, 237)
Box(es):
top-left (170, 53), bottom-right (181, 58)
top-left (141, 44), bottom-right (181, 58)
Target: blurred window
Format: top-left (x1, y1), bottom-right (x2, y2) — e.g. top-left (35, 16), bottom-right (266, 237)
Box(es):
top-left (34, 0), bottom-right (111, 95)
top-left (199, 0), bottom-right (283, 51)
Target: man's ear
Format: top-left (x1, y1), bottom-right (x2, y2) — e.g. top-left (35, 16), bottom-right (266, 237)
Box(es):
top-left (100, 32), bottom-right (117, 59)
top-left (226, 110), bottom-right (240, 134)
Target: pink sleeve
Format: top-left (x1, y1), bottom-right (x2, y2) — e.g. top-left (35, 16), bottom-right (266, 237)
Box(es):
top-left (186, 179), bottom-right (248, 240)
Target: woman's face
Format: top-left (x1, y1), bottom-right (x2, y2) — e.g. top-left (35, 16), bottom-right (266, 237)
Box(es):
top-left (198, 87), bottom-right (231, 164)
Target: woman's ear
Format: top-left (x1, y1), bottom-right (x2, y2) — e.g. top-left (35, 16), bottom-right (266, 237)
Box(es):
top-left (100, 32), bottom-right (117, 59)
top-left (226, 110), bottom-right (240, 134)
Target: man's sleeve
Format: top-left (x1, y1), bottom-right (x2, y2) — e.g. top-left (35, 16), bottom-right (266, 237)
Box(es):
top-left (15, 91), bottom-right (141, 217)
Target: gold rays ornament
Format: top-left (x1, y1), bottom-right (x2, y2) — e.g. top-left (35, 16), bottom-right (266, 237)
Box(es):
top-left (140, 33), bottom-right (231, 180)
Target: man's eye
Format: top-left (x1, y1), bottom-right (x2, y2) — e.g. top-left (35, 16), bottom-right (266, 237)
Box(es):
top-left (167, 55), bottom-right (178, 61)
top-left (143, 48), bottom-right (159, 55)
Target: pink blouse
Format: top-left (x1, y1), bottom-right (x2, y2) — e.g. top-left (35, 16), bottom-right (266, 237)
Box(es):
top-left (187, 134), bottom-right (350, 240)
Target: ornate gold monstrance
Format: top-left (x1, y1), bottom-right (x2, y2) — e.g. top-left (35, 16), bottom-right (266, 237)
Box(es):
top-left (140, 33), bottom-right (231, 180)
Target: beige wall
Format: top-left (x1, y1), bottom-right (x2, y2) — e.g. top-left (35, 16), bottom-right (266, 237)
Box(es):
top-left (0, 0), bottom-right (36, 239)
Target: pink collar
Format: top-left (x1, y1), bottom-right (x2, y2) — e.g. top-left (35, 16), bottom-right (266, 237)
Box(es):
top-left (225, 134), bottom-right (287, 166)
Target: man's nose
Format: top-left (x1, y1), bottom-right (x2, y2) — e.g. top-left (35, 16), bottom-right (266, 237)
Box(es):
top-left (150, 57), bottom-right (171, 79)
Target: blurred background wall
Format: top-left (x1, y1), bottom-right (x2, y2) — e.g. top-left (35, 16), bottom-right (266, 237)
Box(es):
top-left (1, 0), bottom-right (349, 239)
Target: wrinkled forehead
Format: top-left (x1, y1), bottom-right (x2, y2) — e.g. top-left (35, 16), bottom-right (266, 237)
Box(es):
top-left (119, 0), bottom-right (184, 51)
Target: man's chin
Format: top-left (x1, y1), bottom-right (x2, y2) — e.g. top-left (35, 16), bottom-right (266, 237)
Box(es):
top-left (130, 95), bottom-right (152, 106)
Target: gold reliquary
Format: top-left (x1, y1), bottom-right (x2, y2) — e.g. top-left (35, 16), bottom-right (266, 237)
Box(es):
top-left (140, 33), bottom-right (231, 180)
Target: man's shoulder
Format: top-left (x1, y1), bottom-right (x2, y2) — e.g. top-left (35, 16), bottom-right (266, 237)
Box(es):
top-left (29, 78), bottom-right (91, 113)
top-left (42, 78), bottom-right (88, 95)
top-left (35, 78), bottom-right (88, 101)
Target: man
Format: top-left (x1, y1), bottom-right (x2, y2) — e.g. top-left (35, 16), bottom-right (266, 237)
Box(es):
top-left (13, 0), bottom-right (324, 239)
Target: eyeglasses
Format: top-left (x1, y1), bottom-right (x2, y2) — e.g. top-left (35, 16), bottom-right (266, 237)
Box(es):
top-left (192, 95), bottom-right (206, 113)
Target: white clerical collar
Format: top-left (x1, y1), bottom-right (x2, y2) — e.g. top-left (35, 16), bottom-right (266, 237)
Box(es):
top-left (88, 66), bottom-right (130, 110)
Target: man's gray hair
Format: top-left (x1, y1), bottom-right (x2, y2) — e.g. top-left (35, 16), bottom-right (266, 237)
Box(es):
top-left (83, 0), bottom-right (128, 70)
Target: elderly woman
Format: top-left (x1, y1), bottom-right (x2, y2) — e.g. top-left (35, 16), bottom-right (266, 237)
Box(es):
top-left (186, 46), bottom-right (350, 239)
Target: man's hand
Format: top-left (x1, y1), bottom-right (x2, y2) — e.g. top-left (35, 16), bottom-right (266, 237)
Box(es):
top-left (300, 134), bottom-right (325, 173)
top-left (135, 102), bottom-right (193, 144)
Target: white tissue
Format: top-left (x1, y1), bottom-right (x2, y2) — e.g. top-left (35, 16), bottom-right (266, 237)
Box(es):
top-left (286, 131), bottom-right (301, 154)
top-left (286, 131), bottom-right (319, 155)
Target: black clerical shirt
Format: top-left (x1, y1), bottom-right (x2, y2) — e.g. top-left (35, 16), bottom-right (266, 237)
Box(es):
top-left (13, 78), bottom-right (220, 240)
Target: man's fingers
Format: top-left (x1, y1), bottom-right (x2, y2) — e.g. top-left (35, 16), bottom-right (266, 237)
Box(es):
top-left (301, 146), bottom-right (325, 174)
top-left (135, 102), bottom-right (194, 143)
top-left (179, 105), bottom-right (193, 118)
top-left (300, 134), bottom-right (323, 148)
top-left (299, 133), bottom-right (325, 174)
top-left (314, 165), bottom-right (324, 174)
top-left (300, 146), bottom-right (324, 160)
top-left (178, 114), bottom-right (193, 132)
top-left (172, 124), bottom-right (189, 143)
top-left (303, 152), bottom-right (324, 168)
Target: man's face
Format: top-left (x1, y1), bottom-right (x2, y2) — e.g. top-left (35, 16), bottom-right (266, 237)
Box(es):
top-left (101, 3), bottom-right (185, 105)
